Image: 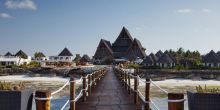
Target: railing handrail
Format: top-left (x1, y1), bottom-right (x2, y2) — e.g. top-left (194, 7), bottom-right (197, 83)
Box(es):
top-left (34, 67), bottom-right (107, 110)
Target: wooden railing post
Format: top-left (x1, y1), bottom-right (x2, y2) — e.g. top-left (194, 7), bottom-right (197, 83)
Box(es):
top-left (128, 74), bottom-right (131, 94)
top-left (125, 72), bottom-right (127, 90)
top-left (82, 74), bottom-right (87, 102)
top-left (134, 74), bottom-right (139, 104)
top-left (70, 77), bottom-right (75, 110)
top-left (145, 78), bottom-right (150, 110)
top-left (168, 93), bottom-right (184, 110)
top-left (35, 90), bottom-right (51, 110)
top-left (88, 74), bottom-right (91, 96)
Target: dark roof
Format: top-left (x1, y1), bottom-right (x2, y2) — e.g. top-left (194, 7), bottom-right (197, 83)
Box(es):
top-left (58, 48), bottom-right (73, 56)
top-left (133, 38), bottom-right (147, 57)
top-left (4, 52), bottom-right (13, 56)
top-left (15, 50), bottom-right (28, 59)
top-left (149, 53), bottom-right (158, 62)
top-left (203, 50), bottom-right (220, 63)
top-left (157, 51), bottom-right (175, 63)
top-left (101, 39), bottom-right (113, 53)
top-left (217, 51), bottom-right (220, 57)
top-left (142, 56), bottom-right (155, 64)
top-left (74, 54), bottom-right (81, 61)
top-left (112, 27), bottom-right (134, 52)
top-left (80, 54), bottom-right (91, 62)
top-left (35, 52), bottom-right (46, 58)
top-left (156, 50), bottom-right (163, 58)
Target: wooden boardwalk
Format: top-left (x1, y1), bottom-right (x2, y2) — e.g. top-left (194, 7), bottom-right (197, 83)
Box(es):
top-left (76, 67), bottom-right (142, 110)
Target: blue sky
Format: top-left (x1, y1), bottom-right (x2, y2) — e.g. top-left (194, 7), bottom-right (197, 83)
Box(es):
top-left (0, 0), bottom-right (220, 57)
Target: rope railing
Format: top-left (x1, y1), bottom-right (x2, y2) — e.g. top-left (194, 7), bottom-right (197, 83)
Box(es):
top-left (113, 66), bottom-right (185, 110)
top-left (34, 67), bottom-right (108, 110)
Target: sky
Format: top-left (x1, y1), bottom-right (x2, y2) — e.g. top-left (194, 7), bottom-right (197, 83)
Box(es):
top-left (0, 0), bottom-right (220, 57)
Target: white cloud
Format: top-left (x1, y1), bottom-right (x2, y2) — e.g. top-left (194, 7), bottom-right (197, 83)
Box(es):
top-left (202, 8), bottom-right (211, 13)
top-left (176, 8), bottom-right (193, 13)
top-left (5, 0), bottom-right (37, 10)
top-left (0, 13), bottom-right (12, 18)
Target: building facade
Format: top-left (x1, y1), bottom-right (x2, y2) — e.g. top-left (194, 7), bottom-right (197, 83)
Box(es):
top-left (94, 27), bottom-right (146, 63)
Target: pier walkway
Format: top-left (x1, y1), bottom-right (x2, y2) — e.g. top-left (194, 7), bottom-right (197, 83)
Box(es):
top-left (76, 67), bottom-right (141, 110)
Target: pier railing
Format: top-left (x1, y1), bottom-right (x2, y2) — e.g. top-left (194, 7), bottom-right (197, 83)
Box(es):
top-left (113, 67), bottom-right (186, 110)
top-left (34, 68), bottom-right (108, 110)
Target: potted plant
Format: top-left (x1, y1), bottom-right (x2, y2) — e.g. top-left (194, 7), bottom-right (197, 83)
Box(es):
top-left (187, 85), bottom-right (220, 110)
top-left (0, 81), bottom-right (33, 110)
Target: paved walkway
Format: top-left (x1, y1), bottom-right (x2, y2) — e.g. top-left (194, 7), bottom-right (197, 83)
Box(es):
top-left (76, 67), bottom-right (142, 110)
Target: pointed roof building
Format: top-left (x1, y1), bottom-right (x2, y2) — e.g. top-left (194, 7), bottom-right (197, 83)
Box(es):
top-left (142, 56), bottom-right (155, 65)
top-left (4, 52), bottom-right (13, 56)
top-left (80, 54), bottom-right (91, 62)
top-left (156, 50), bottom-right (163, 58)
top-left (94, 39), bottom-right (113, 59)
top-left (149, 53), bottom-right (158, 62)
top-left (157, 51), bottom-right (175, 64)
top-left (15, 50), bottom-right (28, 59)
top-left (217, 51), bottom-right (220, 57)
top-left (74, 54), bottom-right (82, 61)
top-left (58, 48), bottom-right (73, 56)
top-left (203, 50), bottom-right (220, 63)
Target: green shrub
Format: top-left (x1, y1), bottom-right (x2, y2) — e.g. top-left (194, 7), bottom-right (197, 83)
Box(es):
top-left (196, 85), bottom-right (220, 93)
top-left (0, 81), bottom-right (12, 91)
top-left (127, 64), bottom-right (142, 69)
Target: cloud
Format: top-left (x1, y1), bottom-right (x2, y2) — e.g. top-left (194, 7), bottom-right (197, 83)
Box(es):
top-left (0, 13), bottom-right (12, 18)
top-left (202, 8), bottom-right (211, 13)
top-left (175, 8), bottom-right (193, 13)
top-left (5, 0), bottom-right (37, 10)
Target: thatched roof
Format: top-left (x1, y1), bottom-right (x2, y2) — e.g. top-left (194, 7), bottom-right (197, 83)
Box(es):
top-left (74, 54), bottom-right (81, 61)
top-left (157, 51), bottom-right (175, 63)
top-left (58, 48), bottom-right (73, 56)
top-left (156, 50), bottom-right (163, 58)
top-left (142, 56), bottom-right (154, 64)
top-left (101, 39), bottom-right (113, 53)
top-left (80, 54), bottom-right (91, 62)
top-left (203, 50), bottom-right (220, 63)
top-left (5, 52), bottom-right (13, 56)
top-left (149, 53), bottom-right (158, 62)
top-left (112, 27), bottom-right (134, 52)
top-left (217, 51), bottom-right (220, 57)
top-left (15, 50), bottom-right (28, 59)
top-left (35, 52), bottom-right (46, 58)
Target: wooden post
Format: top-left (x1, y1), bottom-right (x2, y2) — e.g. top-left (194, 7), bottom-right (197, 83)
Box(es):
top-left (134, 74), bottom-right (138, 104)
top-left (35, 90), bottom-right (51, 110)
top-left (128, 74), bottom-right (131, 94)
top-left (145, 78), bottom-right (150, 110)
top-left (70, 77), bottom-right (75, 110)
top-left (125, 72), bottom-right (127, 90)
top-left (92, 72), bottom-right (95, 87)
top-left (88, 74), bottom-right (91, 96)
top-left (83, 74), bottom-right (87, 102)
top-left (168, 93), bottom-right (184, 110)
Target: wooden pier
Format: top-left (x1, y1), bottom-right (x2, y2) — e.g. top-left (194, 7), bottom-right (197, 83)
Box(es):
top-left (34, 66), bottom-right (185, 110)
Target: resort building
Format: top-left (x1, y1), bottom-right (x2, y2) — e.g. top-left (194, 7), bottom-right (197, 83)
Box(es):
top-left (202, 50), bottom-right (220, 68)
top-left (155, 50), bottom-right (163, 58)
top-left (43, 48), bottom-right (74, 67)
top-left (80, 54), bottom-right (91, 65)
top-left (34, 52), bottom-right (48, 62)
top-left (217, 51), bottom-right (220, 57)
top-left (142, 53), bottom-right (158, 66)
top-left (156, 51), bottom-right (176, 68)
top-left (94, 27), bottom-right (146, 64)
top-left (0, 50), bottom-right (31, 66)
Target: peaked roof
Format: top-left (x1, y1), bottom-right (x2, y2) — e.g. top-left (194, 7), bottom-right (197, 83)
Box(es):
top-left (15, 50), bottom-right (28, 59)
top-left (156, 50), bottom-right (163, 58)
top-left (5, 52), bottom-right (13, 56)
top-left (35, 52), bottom-right (46, 58)
top-left (217, 51), bottom-right (220, 57)
top-left (58, 48), bottom-right (73, 56)
top-left (203, 50), bottom-right (220, 63)
top-left (142, 56), bottom-right (155, 64)
top-left (101, 39), bottom-right (113, 53)
top-left (112, 27), bottom-right (134, 50)
top-left (74, 54), bottom-right (81, 61)
top-left (131, 38), bottom-right (147, 57)
top-left (80, 54), bottom-right (91, 62)
top-left (149, 53), bottom-right (158, 62)
top-left (157, 51), bottom-right (175, 63)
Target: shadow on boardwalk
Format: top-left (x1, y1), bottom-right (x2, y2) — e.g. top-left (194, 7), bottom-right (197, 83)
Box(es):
top-left (76, 67), bottom-right (142, 110)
